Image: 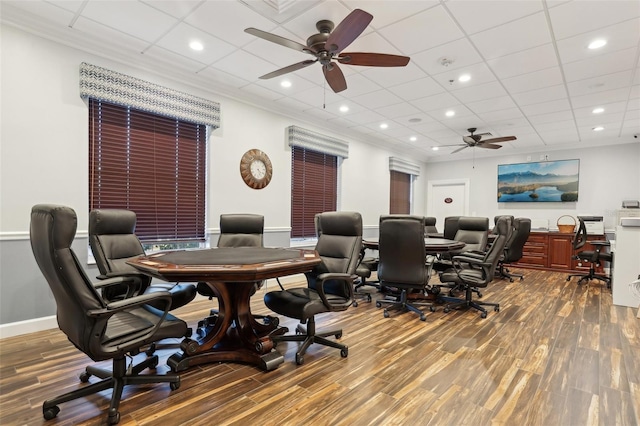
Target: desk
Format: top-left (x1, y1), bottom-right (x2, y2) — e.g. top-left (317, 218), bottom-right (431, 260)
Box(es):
top-left (363, 237), bottom-right (466, 253)
top-left (128, 247), bottom-right (321, 372)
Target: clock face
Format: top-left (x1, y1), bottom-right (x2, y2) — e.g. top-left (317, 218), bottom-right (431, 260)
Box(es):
top-left (240, 149), bottom-right (272, 189)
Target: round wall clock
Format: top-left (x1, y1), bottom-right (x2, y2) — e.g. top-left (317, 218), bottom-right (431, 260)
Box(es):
top-left (240, 149), bottom-right (273, 189)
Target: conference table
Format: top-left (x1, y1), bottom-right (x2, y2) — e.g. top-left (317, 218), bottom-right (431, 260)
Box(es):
top-left (363, 237), bottom-right (466, 253)
top-left (128, 247), bottom-right (321, 372)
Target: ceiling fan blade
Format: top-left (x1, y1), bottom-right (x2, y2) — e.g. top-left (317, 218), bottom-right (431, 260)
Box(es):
top-left (259, 60), bottom-right (317, 79)
top-left (338, 52), bottom-right (410, 67)
top-left (323, 63), bottom-right (347, 93)
top-left (483, 136), bottom-right (517, 143)
top-left (478, 143), bottom-right (502, 150)
top-left (451, 145), bottom-right (469, 154)
top-left (325, 9), bottom-right (373, 53)
top-left (245, 28), bottom-right (312, 54)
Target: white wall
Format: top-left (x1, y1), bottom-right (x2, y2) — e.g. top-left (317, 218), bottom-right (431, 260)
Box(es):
top-left (423, 143), bottom-right (640, 231)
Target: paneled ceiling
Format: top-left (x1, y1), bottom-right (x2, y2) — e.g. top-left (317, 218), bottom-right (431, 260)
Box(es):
top-left (2, 0), bottom-right (639, 162)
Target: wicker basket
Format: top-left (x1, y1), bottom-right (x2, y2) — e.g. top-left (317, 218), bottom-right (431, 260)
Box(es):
top-left (557, 215), bottom-right (576, 233)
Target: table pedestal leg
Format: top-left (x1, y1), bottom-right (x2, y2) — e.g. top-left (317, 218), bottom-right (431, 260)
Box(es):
top-left (168, 281), bottom-right (283, 372)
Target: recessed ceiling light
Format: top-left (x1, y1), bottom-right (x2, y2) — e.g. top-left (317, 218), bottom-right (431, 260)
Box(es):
top-left (339, 105), bottom-right (349, 113)
top-left (432, 146), bottom-right (439, 151)
top-left (592, 107), bottom-right (604, 114)
top-left (408, 117), bottom-right (422, 123)
top-left (409, 136), bottom-right (417, 142)
top-left (592, 126), bottom-right (604, 131)
top-left (189, 40), bottom-right (204, 51)
top-left (280, 80), bottom-right (292, 88)
top-left (458, 74), bottom-right (471, 82)
top-left (380, 123), bottom-right (389, 129)
top-left (588, 39), bottom-right (607, 49)
top-left (445, 110), bottom-right (455, 117)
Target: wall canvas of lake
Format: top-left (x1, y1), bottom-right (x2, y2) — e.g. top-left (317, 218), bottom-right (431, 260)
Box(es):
top-left (497, 159), bottom-right (579, 202)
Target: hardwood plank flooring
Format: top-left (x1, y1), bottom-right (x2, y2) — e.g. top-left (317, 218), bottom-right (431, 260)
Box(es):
top-left (1, 269), bottom-right (639, 425)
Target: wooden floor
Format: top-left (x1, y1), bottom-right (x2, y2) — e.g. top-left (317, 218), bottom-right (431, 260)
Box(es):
top-left (1, 269), bottom-right (639, 426)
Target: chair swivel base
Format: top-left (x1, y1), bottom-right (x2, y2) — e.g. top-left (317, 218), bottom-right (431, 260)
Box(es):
top-left (375, 288), bottom-right (434, 321)
top-left (567, 267), bottom-right (611, 288)
top-left (438, 287), bottom-right (499, 319)
top-left (497, 264), bottom-right (524, 282)
top-left (271, 317), bottom-right (348, 365)
top-left (42, 355), bottom-right (180, 425)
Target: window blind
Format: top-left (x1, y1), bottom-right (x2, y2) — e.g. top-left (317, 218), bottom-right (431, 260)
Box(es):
top-left (89, 99), bottom-right (207, 242)
top-left (291, 146), bottom-right (337, 238)
top-left (390, 170), bottom-right (411, 214)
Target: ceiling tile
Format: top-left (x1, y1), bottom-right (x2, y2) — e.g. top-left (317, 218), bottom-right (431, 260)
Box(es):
top-left (391, 77), bottom-right (445, 101)
top-left (450, 81), bottom-right (508, 103)
top-left (470, 12), bottom-right (552, 60)
top-left (341, 1), bottom-right (438, 29)
top-left (411, 37), bottom-right (484, 76)
top-left (351, 89), bottom-right (404, 109)
top-left (211, 50), bottom-right (283, 81)
top-left (81, 1), bottom-right (178, 42)
top-left (445, 0), bottom-right (544, 35)
top-left (360, 62), bottom-right (428, 88)
top-left (280, 1), bottom-right (355, 41)
top-left (378, 5), bottom-right (465, 55)
top-left (467, 96), bottom-right (518, 114)
top-left (548, 0), bottom-right (640, 40)
top-left (570, 87), bottom-right (632, 108)
top-left (563, 47), bottom-right (637, 83)
top-left (520, 98), bottom-right (571, 116)
top-left (141, 0), bottom-right (201, 19)
top-left (567, 70), bottom-right (634, 97)
top-left (512, 84), bottom-right (568, 107)
top-left (486, 43), bottom-right (559, 79)
top-left (154, 23), bottom-right (237, 65)
top-left (502, 67), bottom-right (564, 94)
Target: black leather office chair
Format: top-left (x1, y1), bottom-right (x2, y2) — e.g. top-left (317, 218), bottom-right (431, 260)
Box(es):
top-left (425, 216), bottom-right (438, 234)
top-left (375, 215), bottom-right (433, 321)
top-left (89, 209), bottom-right (197, 311)
top-left (437, 216), bottom-right (510, 318)
top-left (566, 217), bottom-right (612, 287)
top-left (442, 216), bottom-right (461, 240)
top-left (433, 216), bottom-right (490, 272)
top-left (264, 211), bottom-right (362, 365)
top-left (31, 205), bottom-right (187, 425)
top-left (496, 217), bottom-right (531, 282)
top-left (197, 214), bottom-right (276, 328)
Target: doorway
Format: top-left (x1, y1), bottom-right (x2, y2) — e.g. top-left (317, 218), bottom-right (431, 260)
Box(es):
top-left (427, 179), bottom-right (470, 232)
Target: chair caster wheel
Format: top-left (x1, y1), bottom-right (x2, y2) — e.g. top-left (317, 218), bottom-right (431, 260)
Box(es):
top-left (108, 408), bottom-right (120, 425)
top-left (494, 307), bottom-right (500, 312)
top-left (420, 315), bottom-right (426, 321)
top-left (43, 405), bottom-right (60, 420)
top-left (566, 277), bottom-right (571, 281)
top-left (375, 301), bottom-right (382, 308)
top-left (366, 294), bottom-right (372, 302)
top-left (170, 378), bottom-right (181, 391)
top-left (352, 301), bottom-right (358, 307)
top-left (79, 371), bottom-right (91, 382)
top-left (295, 353), bottom-right (304, 365)
top-left (480, 312), bottom-right (487, 319)
top-left (340, 347), bottom-right (348, 358)
top-left (335, 332), bottom-right (342, 339)
top-left (429, 306), bottom-right (435, 312)
top-left (148, 356), bottom-right (159, 369)
top-left (519, 277), bottom-right (524, 281)
top-left (443, 308), bottom-right (450, 313)
top-left (383, 310), bottom-right (389, 318)
top-left (509, 278), bottom-right (515, 283)
top-left (477, 292), bottom-right (483, 298)
top-left (145, 343), bottom-right (156, 356)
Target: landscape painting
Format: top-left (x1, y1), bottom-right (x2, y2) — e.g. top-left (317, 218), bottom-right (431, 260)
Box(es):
top-left (497, 159), bottom-right (579, 202)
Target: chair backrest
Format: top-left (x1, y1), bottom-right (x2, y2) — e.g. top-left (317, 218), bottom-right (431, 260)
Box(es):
top-left (378, 215), bottom-right (429, 287)
top-left (308, 212), bottom-right (363, 296)
top-left (572, 217), bottom-right (587, 250)
top-left (89, 209), bottom-right (146, 277)
top-left (481, 216), bottom-right (510, 278)
top-left (31, 205), bottom-right (106, 355)
top-left (503, 218), bottom-right (531, 262)
top-left (443, 216), bottom-right (461, 240)
top-left (454, 217), bottom-right (489, 252)
top-left (424, 216), bottom-right (438, 234)
top-left (217, 214), bottom-right (264, 248)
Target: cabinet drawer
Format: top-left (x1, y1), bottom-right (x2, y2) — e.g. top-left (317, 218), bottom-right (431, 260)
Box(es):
top-left (517, 255), bottom-right (547, 266)
top-left (524, 245), bottom-right (546, 255)
top-left (526, 234), bottom-right (547, 244)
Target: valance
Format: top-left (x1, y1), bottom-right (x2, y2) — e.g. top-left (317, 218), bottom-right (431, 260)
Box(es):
top-left (287, 125), bottom-right (349, 158)
top-left (389, 157), bottom-right (420, 176)
top-left (79, 62), bottom-right (220, 128)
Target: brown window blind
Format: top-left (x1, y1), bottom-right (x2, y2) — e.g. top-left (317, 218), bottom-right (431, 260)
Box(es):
top-left (291, 146), bottom-right (337, 238)
top-left (390, 170), bottom-right (411, 214)
top-left (89, 99), bottom-right (207, 242)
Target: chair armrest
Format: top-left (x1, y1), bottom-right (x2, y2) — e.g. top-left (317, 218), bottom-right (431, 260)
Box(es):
top-left (88, 291), bottom-right (172, 318)
top-left (93, 275), bottom-right (145, 298)
top-left (315, 272), bottom-right (354, 310)
top-left (451, 255), bottom-right (490, 268)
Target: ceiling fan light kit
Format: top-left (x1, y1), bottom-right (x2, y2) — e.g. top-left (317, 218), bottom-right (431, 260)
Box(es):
top-left (245, 9), bottom-right (410, 93)
top-left (440, 128), bottom-right (518, 154)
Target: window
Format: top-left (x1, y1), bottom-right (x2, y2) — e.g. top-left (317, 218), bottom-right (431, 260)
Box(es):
top-left (290, 146), bottom-right (337, 238)
top-left (390, 170), bottom-right (411, 214)
top-left (89, 99), bottom-right (207, 243)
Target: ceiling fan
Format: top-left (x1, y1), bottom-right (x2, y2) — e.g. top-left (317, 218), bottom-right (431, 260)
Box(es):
top-left (442, 128), bottom-right (517, 154)
top-left (244, 9), bottom-right (410, 93)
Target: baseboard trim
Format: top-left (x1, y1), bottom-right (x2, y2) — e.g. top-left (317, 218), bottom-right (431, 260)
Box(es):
top-left (0, 315), bottom-right (57, 339)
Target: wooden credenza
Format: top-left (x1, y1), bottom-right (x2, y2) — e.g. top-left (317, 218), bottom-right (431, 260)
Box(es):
top-left (513, 231), bottom-right (607, 273)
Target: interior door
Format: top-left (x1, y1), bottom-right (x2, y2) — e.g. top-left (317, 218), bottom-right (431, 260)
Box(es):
top-left (427, 179), bottom-right (469, 233)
